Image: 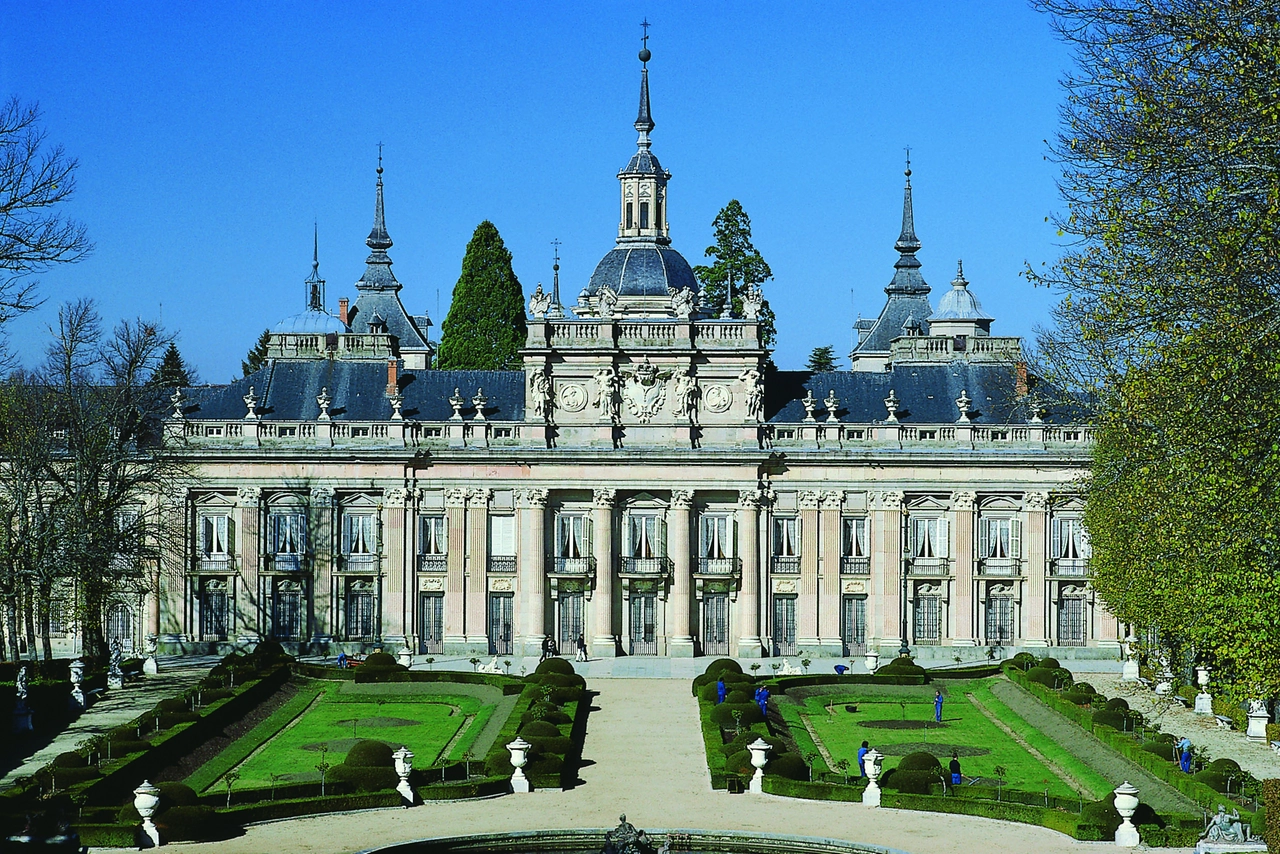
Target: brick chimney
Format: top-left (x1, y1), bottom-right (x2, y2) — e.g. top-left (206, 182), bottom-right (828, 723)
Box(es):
top-left (1015, 362), bottom-right (1029, 397)
top-left (386, 359), bottom-right (399, 396)
top-left (338, 298), bottom-right (349, 326)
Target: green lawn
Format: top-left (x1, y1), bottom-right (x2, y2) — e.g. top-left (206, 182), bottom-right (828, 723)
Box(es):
top-left (801, 680), bottom-right (1084, 799)
top-left (202, 681), bottom-right (495, 790)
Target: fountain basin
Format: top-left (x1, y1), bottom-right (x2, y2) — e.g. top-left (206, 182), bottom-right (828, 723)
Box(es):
top-left (361, 829), bottom-right (911, 854)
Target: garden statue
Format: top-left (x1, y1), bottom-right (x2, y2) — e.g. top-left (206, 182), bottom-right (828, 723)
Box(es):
top-left (1113, 781), bottom-right (1140, 847)
top-left (747, 737), bottom-right (772, 793)
top-left (143, 635), bottom-right (159, 675)
top-left (15, 666), bottom-right (27, 701)
top-left (12, 665), bottom-right (32, 733)
top-left (108, 638), bottom-right (124, 690)
top-left (603, 814), bottom-right (654, 854)
top-left (1201, 805), bottom-right (1248, 844)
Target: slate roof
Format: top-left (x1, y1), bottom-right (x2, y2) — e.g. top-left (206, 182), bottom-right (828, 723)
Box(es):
top-left (623, 149), bottom-right (666, 176)
top-left (183, 363), bottom-right (525, 422)
top-left (587, 244), bottom-right (698, 297)
top-left (348, 291), bottom-right (430, 350)
top-left (852, 294), bottom-right (935, 354)
top-left (766, 365), bottom-right (1083, 425)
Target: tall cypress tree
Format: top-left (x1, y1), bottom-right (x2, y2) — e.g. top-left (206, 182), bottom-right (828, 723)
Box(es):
top-left (241, 328), bottom-right (270, 378)
top-left (437, 221), bottom-right (527, 370)
top-left (693, 200), bottom-right (778, 349)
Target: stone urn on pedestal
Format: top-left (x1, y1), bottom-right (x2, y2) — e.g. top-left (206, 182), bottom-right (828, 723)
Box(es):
top-left (69, 658), bottom-right (87, 712)
top-left (1112, 781), bottom-right (1140, 848)
top-left (392, 746), bottom-right (415, 806)
top-left (862, 748), bottom-right (883, 807)
top-left (143, 635), bottom-right (159, 675)
top-left (506, 736), bottom-right (531, 793)
top-left (396, 647), bottom-right (413, 669)
top-left (133, 780), bottom-right (161, 848)
top-left (864, 651), bottom-right (880, 673)
top-left (746, 737), bottom-right (772, 794)
top-left (1154, 654), bottom-right (1173, 696)
top-left (1246, 699), bottom-right (1270, 742)
top-left (1194, 667), bottom-right (1213, 715)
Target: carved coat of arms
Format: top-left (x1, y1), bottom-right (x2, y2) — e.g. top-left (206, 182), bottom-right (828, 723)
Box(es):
top-left (621, 357), bottom-right (671, 423)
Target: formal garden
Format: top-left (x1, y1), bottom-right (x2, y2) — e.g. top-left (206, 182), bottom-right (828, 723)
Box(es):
top-left (695, 654), bottom-right (1278, 848)
top-left (0, 646), bottom-right (590, 848)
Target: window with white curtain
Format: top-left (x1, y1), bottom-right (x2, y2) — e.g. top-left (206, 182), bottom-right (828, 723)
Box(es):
top-left (910, 517), bottom-right (949, 558)
top-left (979, 517), bottom-right (1021, 559)
top-left (700, 515), bottom-right (734, 559)
top-left (200, 515), bottom-right (230, 556)
top-left (773, 517), bottom-right (799, 556)
top-left (626, 514), bottom-right (662, 558)
top-left (490, 515), bottom-right (516, 556)
top-left (342, 514), bottom-right (377, 555)
top-left (420, 515), bottom-right (446, 555)
top-left (841, 517), bottom-right (867, 557)
top-left (555, 514), bottom-right (588, 559)
top-left (270, 513), bottom-right (307, 555)
top-left (1052, 518), bottom-right (1091, 559)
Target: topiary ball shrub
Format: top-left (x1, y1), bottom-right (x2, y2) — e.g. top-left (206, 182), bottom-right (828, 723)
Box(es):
top-left (1080, 798), bottom-right (1162, 839)
top-left (200, 688), bottom-right (233, 703)
top-left (724, 750), bottom-right (754, 776)
top-left (767, 753), bottom-right (809, 780)
top-left (703, 658), bottom-right (743, 677)
top-left (897, 751), bottom-right (943, 772)
top-left (354, 663), bottom-right (410, 683)
top-left (1091, 710), bottom-right (1127, 730)
top-left (721, 732), bottom-right (789, 757)
top-left (363, 652), bottom-right (398, 668)
top-left (1062, 691), bottom-right (1095, 706)
top-left (1009, 652), bottom-right (1037, 671)
top-left (52, 752), bottom-right (87, 769)
top-left (535, 657), bottom-right (576, 677)
top-left (249, 640), bottom-right (294, 664)
top-left (519, 702), bottom-right (570, 727)
top-left (877, 657), bottom-right (926, 677)
top-left (524, 754), bottom-right (564, 778)
top-left (726, 689), bottom-right (754, 705)
top-left (345, 739), bottom-right (394, 767)
top-left (1105, 697), bottom-right (1129, 711)
top-left (1194, 771), bottom-right (1231, 792)
top-left (1208, 758), bottom-right (1241, 774)
top-left (328, 764), bottom-right (398, 792)
top-left (530, 671), bottom-right (586, 690)
top-left (157, 805), bottom-right (232, 842)
top-left (548, 686), bottom-right (582, 705)
top-left (1141, 742), bottom-right (1176, 761)
top-left (1053, 667), bottom-right (1074, 686)
top-left (1038, 657), bottom-right (1061, 670)
top-left (110, 738), bottom-right (153, 755)
top-left (881, 768), bottom-right (942, 795)
top-left (1072, 682), bottom-right (1096, 695)
top-left (519, 721), bottom-right (561, 740)
top-left (1027, 667), bottom-right (1058, 687)
top-left (709, 702), bottom-right (764, 727)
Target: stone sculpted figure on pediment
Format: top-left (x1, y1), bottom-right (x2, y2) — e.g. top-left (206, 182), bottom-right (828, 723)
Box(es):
top-left (740, 283), bottom-right (764, 321)
top-left (529, 283), bottom-right (552, 319)
top-left (667, 286), bottom-right (698, 319)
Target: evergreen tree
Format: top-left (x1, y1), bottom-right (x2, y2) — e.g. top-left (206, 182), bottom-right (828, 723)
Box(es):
top-left (437, 221), bottom-right (527, 370)
top-left (692, 200), bottom-right (777, 349)
top-left (152, 342), bottom-right (193, 387)
top-left (241, 328), bottom-right (270, 378)
top-left (806, 346), bottom-right (838, 373)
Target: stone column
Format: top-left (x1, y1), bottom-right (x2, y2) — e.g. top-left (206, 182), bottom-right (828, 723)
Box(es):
top-left (591, 489), bottom-right (617, 657)
top-left (798, 491), bottom-right (821, 649)
top-left (870, 491), bottom-right (904, 653)
top-left (309, 487), bottom-right (335, 643)
top-left (381, 488), bottom-right (409, 647)
top-left (516, 488), bottom-right (548, 656)
top-left (465, 489), bottom-right (492, 649)
top-left (952, 491), bottom-right (977, 646)
top-left (235, 487), bottom-right (262, 642)
top-left (818, 491), bottom-right (843, 654)
top-left (443, 488), bottom-right (468, 651)
top-left (669, 490), bottom-right (695, 657)
top-left (736, 490), bottom-right (764, 658)
top-left (1024, 492), bottom-right (1049, 646)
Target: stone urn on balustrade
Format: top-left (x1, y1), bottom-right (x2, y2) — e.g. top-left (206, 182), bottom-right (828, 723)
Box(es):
top-left (1112, 781), bottom-right (1140, 848)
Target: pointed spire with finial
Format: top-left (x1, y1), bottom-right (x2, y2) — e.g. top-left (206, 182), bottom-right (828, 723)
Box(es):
top-left (306, 222), bottom-right (325, 312)
top-left (886, 148), bottom-right (929, 296)
top-left (636, 19), bottom-right (654, 139)
top-left (548, 238), bottom-right (565, 318)
top-left (357, 145), bottom-right (401, 292)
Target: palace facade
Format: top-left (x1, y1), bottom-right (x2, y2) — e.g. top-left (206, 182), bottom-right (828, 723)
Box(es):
top-left (112, 46), bottom-right (1110, 662)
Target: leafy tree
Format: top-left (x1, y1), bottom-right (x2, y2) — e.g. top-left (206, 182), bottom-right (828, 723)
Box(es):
top-left (1030, 0), bottom-right (1280, 701)
top-left (0, 98), bottom-right (92, 323)
top-left (806, 346), bottom-right (838, 373)
top-left (152, 342), bottom-right (194, 388)
top-left (437, 221), bottom-right (527, 370)
top-left (693, 200), bottom-right (777, 349)
top-left (241, 328), bottom-right (270, 378)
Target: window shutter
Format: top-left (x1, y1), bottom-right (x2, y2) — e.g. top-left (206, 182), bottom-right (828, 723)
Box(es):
top-left (656, 515), bottom-right (667, 559)
top-left (795, 517), bottom-right (802, 556)
top-left (937, 518), bottom-right (950, 558)
top-left (1010, 518), bottom-right (1022, 558)
top-left (1051, 518), bottom-right (1062, 559)
top-left (698, 516), bottom-right (710, 558)
top-left (978, 517), bottom-right (990, 559)
top-left (729, 516), bottom-right (738, 558)
top-left (907, 518), bottom-right (916, 557)
top-left (856, 518), bottom-right (867, 556)
top-left (584, 515), bottom-right (593, 556)
top-left (341, 516), bottom-right (351, 555)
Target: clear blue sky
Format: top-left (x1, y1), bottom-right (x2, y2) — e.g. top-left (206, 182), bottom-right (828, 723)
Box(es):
top-left (1, 3), bottom-right (1073, 381)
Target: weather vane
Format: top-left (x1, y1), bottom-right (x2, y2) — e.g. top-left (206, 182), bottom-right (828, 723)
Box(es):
top-left (641, 18), bottom-right (650, 48)
top-left (377, 141), bottom-right (384, 171)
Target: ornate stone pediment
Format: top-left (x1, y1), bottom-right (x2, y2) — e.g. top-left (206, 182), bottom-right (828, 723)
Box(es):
top-left (620, 357), bottom-right (671, 423)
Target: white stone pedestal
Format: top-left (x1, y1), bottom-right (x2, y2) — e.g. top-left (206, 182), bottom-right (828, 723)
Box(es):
top-left (862, 748), bottom-right (883, 807)
top-left (1247, 711), bottom-right (1269, 742)
top-left (1113, 782), bottom-right (1140, 848)
top-left (1120, 660), bottom-right (1140, 682)
top-left (107, 673), bottom-right (124, 690)
top-left (1195, 693), bottom-right (1214, 715)
top-left (747, 738), bottom-right (771, 794)
top-left (143, 656), bottom-right (158, 676)
top-left (506, 737), bottom-right (531, 794)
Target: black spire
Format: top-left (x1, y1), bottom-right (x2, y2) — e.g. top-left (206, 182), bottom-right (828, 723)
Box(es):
top-left (357, 147), bottom-right (400, 292)
top-left (886, 152), bottom-right (929, 295)
top-left (635, 21), bottom-right (655, 138)
top-left (306, 223), bottom-right (325, 312)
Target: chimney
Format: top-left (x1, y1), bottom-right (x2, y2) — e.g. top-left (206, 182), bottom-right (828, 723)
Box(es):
top-left (386, 359), bottom-right (399, 396)
top-left (338, 298), bottom-right (349, 326)
top-left (1015, 362), bottom-right (1029, 397)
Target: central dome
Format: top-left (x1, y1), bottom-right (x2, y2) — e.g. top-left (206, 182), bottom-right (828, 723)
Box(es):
top-left (586, 244), bottom-right (698, 298)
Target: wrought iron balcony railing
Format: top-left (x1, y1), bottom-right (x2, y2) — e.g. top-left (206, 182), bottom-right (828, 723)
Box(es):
top-left (417, 554), bottom-right (448, 573)
top-left (267, 553), bottom-right (305, 572)
top-left (697, 557), bottom-right (740, 575)
top-left (978, 558), bottom-right (1021, 576)
top-left (341, 554), bottom-right (380, 572)
top-left (620, 556), bottom-right (670, 575)
top-left (907, 557), bottom-right (950, 576)
top-left (549, 556), bottom-right (595, 575)
top-left (840, 556), bottom-right (870, 575)
top-left (771, 556), bottom-right (801, 574)
top-left (488, 556), bottom-right (517, 574)
top-left (1050, 559), bottom-right (1089, 577)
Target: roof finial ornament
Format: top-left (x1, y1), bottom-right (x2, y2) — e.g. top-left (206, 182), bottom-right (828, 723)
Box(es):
top-left (883, 146), bottom-right (928, 296)
top-left (357, 147), bottom-right (401, 292)
top-left (635, 21), bottom-right (654, 139)
top-left (306, 222), bottom-right (326, 312)
top-left (640, 18), bottom-right (651, 64)
top-left (548, 238), bottom-right (565, 318)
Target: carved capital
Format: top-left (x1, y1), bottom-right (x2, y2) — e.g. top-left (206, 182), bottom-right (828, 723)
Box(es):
top-left (236, 487), bottom-right (261, 507)
top-left (670, 490), bottom-right (694, 509)
top-left (869, 490), bottom-right (904, 511)
top-left (1024, 491), bottom-right (1050, 512)
top-left (737, 489), bottom-right (765, 511)
top-left (819, 490), bottom-right (843, 510)
top-left (444, 488), bottom-right (469, 508)
top-left (468, 488), bottom-right (492, 507)
top-left (952, 491), bottom-right (977, 512)
top-left (515, 488), bottom-right (549, 509)
top-left (308, 486), bottom-right (334, 506)
top-left (592, 488), bottom-right (617, 509)
top-left (383, 487), bottom-right (408, 508)
top-left (798, 490), bottom-right (822, 510)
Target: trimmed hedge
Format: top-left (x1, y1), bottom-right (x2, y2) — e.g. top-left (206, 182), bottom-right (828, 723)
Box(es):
top-left (1264, 778), bottom-right (1279, 852)
top-left (762, 776), bottom-right (866, 800)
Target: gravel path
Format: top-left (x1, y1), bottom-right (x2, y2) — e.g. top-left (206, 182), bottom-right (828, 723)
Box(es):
top-left (989, 678), bottom-right (1200, 813)
top-left (1090, 674), bottom-right (1280, 782)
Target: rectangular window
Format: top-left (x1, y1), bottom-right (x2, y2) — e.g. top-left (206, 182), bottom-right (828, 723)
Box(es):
top-left (626, 514), bottom-right (662, 559)
top-left (910, 517), bottom-right (950, 558)
top-left (1059, 597), bottom-right (1087, 646)
top-left (270, 513), bottom-right (307, 555)
top-left (1052, 518), bottom-right (1091, 560)
top-left (640, 201), bottom-right (650, 229)
top-left (419, 515), bottom-right (446, 555)
top-left (200, 515), bottom-right (230, 556)
top-left (841, 518), bottom-right (867, 557)
top-left (979, 517), bottom-right (1021, 559)
top-left (342, 514), bottom-right (377, 555)
top-left (773, 517), bottom-right (799, 556)
top-left (351, 427), bottom-right (371, 438)
top-left (555, 514), bottom-right (588, 559)
top-left (914, 596), bottom-right (941, 643)
top-left (489, 515), bottom-right (516, 556)
top-left (492, 427), bottom-right (513, 438)
top-left (700, 515), bottom-right (734, 560)
top-left (626, 202), bottom-right (634, 229)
